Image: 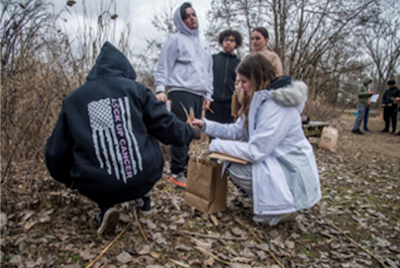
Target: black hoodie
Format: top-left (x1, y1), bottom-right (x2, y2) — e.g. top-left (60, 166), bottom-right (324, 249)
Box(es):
top-left (46, 42), bottom-right (195, 204)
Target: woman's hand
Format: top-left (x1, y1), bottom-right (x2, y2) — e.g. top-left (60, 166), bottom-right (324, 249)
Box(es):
top-left (191, 118), bottom-right (204, 129)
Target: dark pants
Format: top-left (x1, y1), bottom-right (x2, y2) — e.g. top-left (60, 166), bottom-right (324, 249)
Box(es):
top-left (168, 91), bottom-right (203, 175)
top-left (363, 107), bottom-right (370, 130)
top-left (205, 100), bottom-right (234, 141)
top-left (383, 106), bottom-right (398, 132)
top-left (205, 100), bottom-right (234, 123)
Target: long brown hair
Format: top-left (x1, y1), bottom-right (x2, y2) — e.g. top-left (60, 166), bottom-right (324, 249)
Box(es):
top-left (236, 53), bottom-right (276, 129)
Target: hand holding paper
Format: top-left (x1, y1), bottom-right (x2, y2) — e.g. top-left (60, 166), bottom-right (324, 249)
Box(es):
top-left (370, 94), bottom-right (379, 102)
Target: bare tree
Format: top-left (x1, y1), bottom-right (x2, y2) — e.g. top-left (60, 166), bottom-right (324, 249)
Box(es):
top-left (205, 0), bottom-right (268, 55)
top-left (206, 0), bottom-right (379, 105)
top-left (358, 0), bottom-right (400, 96)
top-left (134, 2), bottom-right (177, 89)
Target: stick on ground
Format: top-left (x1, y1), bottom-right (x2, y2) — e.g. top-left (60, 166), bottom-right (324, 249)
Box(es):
top-left (327, 221), bottom-right (388, 268)
top-left (234, 216), bottom-right (285, 268)
top-left (85, 223), bottom-right (130, 268)
top-left (134, 208), bottom-right (148, 244)
top-left (195, 246), bottom-right (233, 266)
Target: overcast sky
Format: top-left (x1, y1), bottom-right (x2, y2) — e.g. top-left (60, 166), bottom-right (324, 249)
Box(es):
top-left (53, 0), bottom-right (213, 55)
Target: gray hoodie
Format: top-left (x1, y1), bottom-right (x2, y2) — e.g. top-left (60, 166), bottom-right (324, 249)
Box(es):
top-left (154, 6), bottom-right (213, 99)
top-left (357, 76), bottom-right (372, 106)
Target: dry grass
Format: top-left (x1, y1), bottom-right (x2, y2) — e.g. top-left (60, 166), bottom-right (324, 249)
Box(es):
top-left (303, 97), bottom-right (341, 122)
top-left (1, 0), bottom-right (132, 181)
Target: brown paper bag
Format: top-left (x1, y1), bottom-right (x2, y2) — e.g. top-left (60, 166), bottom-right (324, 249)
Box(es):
top-left (184, 159), bottom-right (227, 214)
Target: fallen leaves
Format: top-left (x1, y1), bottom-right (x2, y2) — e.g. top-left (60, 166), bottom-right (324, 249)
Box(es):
top-left (115, 251), bottom-right (132, 264)
top-left (1, 116), bottom-right (399, 267)
top-left (1, 213), bottom-right (8, 228)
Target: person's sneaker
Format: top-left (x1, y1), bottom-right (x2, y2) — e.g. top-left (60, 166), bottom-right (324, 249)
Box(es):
top-left (96, 207), bottom-right (120, 235)
top-left (380, 129), bottom-right (389, 133)
top-left (396, 132), bottom-right (400, 135)
top-left (351, 129), bottom-right (363, 135)
top-left (390, 131), bottom-right (396, 134)
top-left (134, 194), bottom-right (151, 215)
top-left (169, 172), bottom-right (187, 189)
top-left (363, 128), bottom-right (371, 132)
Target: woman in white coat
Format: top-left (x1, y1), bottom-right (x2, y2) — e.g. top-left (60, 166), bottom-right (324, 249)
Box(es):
top-left (192, 54), bottom-right (321, 226)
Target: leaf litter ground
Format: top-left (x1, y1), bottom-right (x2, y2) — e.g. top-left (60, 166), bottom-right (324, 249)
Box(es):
top-left (1, 113), bottom-right (399, 268)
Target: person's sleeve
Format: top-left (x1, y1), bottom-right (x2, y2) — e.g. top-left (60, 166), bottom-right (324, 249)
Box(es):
top-left (357, 85), bottom-right (369, 98)
top-left (203, 117), bottom-right (244, 140)
top-left (142, 88), bottom-right (195, 145)
top-left (205, 48), bottom-right (214, 100)
top-left (209, 102), bottom-right (293, 163)
top-left (45, 103), bottom-right (75, 187)
top-left (154, 38), bottom-right (178, 94)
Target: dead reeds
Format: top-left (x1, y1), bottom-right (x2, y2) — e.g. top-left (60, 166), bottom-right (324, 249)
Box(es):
top-left (1, 0), bottom-right (132, 184)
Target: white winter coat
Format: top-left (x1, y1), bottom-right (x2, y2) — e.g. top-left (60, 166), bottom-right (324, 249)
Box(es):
top-left (203, 77), bottom-right (321, 215)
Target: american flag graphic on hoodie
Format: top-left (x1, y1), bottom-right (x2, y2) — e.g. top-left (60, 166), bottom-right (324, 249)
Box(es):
top-left (88, 97), bottom-right (143, 183)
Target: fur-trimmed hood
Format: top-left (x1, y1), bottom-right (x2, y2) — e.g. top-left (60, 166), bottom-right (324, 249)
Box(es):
top-left (268, 76), bottom-right (308, 107)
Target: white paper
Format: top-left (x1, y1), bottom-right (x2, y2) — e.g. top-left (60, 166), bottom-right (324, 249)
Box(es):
top-left (370, 94), bottom-right (379, 102)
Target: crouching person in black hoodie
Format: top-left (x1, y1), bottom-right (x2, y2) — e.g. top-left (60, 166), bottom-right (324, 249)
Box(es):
top-left (46, 42), bottom-right (201, 235)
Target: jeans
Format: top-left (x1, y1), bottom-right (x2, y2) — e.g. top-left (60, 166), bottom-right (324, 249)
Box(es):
top-left (352, 105), bottom-right (367, 131)
top-left (363, 106), bottom-right (370, 130)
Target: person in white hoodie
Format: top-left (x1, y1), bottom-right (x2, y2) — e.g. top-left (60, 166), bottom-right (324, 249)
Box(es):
top-left (192, 54), bottom-right (321, 226)
top-left (154, 2), bottom-right (213, 189)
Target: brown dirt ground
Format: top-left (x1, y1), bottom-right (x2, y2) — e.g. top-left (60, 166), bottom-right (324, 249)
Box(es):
top-left (334, 111), bottom-right (400, 159)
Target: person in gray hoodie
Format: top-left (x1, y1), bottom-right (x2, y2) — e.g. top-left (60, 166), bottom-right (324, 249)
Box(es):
top-left (352, 76), bottom-right (375, 135)
top-left (154, 2), bottom-right (213, 188)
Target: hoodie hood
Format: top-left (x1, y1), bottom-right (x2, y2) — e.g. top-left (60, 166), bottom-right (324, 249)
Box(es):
top-left (87, 41), bottom-right (136, 81)
top-left (173, 5), bottom-right (199, 36)
top-left (362, 76), bottom-right (372, 86)
top-left (269, 76), bottom-right (308, 107)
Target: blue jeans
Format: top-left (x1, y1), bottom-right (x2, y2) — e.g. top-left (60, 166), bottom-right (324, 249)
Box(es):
top-left (352, 105), bottom-right (367, 131)
top-left (363, 107), bottom-right (370, 130)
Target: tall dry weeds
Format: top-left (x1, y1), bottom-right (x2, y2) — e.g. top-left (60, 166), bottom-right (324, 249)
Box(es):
top-left (1, 0), bottom-right (131, 182)
top-left (302, 97), bottom-right (341, 122)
